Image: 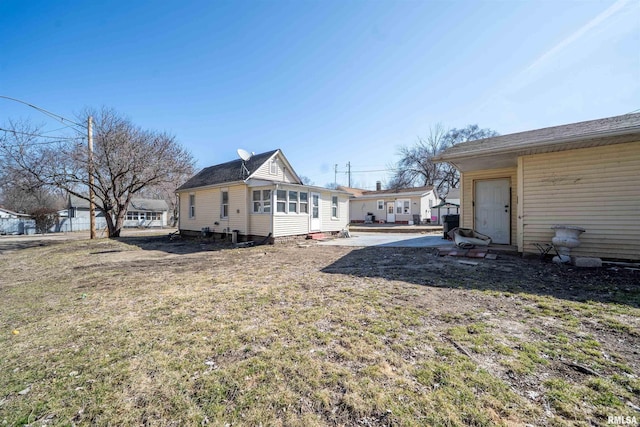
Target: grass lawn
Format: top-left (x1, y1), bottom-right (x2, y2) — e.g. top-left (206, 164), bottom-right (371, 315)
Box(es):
top-left (1, 235), bottom-right (638, 426)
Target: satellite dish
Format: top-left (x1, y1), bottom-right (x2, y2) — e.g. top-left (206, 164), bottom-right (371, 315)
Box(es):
top-left (237, 148), bottom-right (252, 161)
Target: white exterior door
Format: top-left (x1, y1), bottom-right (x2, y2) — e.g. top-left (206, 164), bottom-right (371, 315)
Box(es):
top-left (310, 192), bottom-right (321, 231)
top-left (386, 202), bottom-right (395, 223)
top-left (474, 179), bottom-right (510, 244)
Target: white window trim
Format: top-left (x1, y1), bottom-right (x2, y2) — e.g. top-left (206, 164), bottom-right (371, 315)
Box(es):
top-left (274, 188), bottom-right (309, 215)
top-left (377, 200), bottom-right (384, 210)
top-left (396, 199), bottom-right (410, 215)
top-left (221, 189), bottom-right (229, 219)
top-left (189, 194), bottom-right (196, 219)
top-left (270, 160), bottom-right (278, 175)
top-left (331, 195), bottom-right (339, 219)
top-left (252, 189), bottom-right (272, 214)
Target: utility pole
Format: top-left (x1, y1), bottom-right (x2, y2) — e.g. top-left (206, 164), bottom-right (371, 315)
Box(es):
top-left (334, 164), bottom-right (338, 187)
top-left (87, 116), bottom-right (96, 239)
top-left (346, 161), bottom-right (351, 187)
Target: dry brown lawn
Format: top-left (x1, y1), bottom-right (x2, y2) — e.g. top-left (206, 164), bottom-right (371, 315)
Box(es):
top-left (1, 233), bottom-right (638, 426)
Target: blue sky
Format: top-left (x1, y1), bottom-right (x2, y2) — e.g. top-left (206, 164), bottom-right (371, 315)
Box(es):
top-left (1, 0), bottom-right (638, 189)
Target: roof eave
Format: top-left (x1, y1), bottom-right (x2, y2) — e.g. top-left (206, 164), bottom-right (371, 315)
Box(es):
top-left (436, 127), bottom-right (640, 163)
top-left (436, 129), bottom-right (640, 173)
top-left (176, 180), bottom-right (246, 193)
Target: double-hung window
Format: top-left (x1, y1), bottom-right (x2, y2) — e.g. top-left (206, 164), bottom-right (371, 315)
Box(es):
top-left (189, 194), bottom-right (196, 218)
top-left (331, 196), bottom-right (338, 218)
top-left (396, 199), bottom-right (410, 214)
top-left (221, 191), bottom-right (228, 218)
top-left (288, 191), bottom-right (298, 213)
top-left (276, 190), bottom-right (287, 213)
top-left (299, 192), bottom-right (308, 213)
top-left (252, 189), bottom-right (272, 213)
top-left (377, 200), bottom-right (384, 210)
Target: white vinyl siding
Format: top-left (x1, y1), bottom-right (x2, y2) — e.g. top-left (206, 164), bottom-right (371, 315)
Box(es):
top-left (273, 215), bottom-right (309, 237)
top-left (321, 192), bottom-right (348, 232)
top-left (520, 142), bottom-right (640, 260)
top-left (252, 154), bottom-right (297, 183)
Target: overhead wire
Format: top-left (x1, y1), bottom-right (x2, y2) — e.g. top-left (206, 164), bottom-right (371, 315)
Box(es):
top-left (0, 128), bottom-right (84, 145)
top-left (0, 95), bottom-right (84, 128)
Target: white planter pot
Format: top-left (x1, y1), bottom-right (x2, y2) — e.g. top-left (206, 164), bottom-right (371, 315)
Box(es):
top-left (551, 225), bottom-right (586, 264)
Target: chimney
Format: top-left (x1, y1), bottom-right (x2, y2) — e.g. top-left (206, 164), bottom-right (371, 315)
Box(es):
top-left (376, 181), bottom-right (382, 191)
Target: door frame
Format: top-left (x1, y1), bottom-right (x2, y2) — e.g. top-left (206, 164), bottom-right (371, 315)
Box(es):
top-left (473, 178), bottom-right (511, 244)
top-left (386, 202), bottom-right (395, 223)
top-left (310, 192), bottom-right (321, 231)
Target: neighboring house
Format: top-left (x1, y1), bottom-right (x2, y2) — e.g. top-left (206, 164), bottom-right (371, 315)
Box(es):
top-left (340, 183), bottom-right (439, 224)
top-left (68, 195), bottom-right (169, 227)
top-left (175, 149), bottom-right (350, 241)
top-left (0, 207), bottom-right (30, 219)
top-left (435, 113), bottom-right (640, 260)
top-left (0, 207), bottom-right (32, 235)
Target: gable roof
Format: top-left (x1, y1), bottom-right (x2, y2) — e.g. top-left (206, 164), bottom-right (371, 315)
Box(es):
top-left (128, 199), bottom-right (169, 212)
top-left (340, 185), bottom-right (435, 199)
top-left (177, 149), bottom-right (299, 192)
top-left (0, 206), bottom-right (30, 217)
top-left (435, 113), bottom-right (640, 172)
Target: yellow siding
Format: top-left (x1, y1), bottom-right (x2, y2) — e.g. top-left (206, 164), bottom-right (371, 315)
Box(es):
top-left (249, 214), bottom-right (272, 237)
top-left (227, 185), bottom-right (248, 233)
top-left (520, 141), bottom-right (640, 260)
top-left (461, 167), bottom-right (518, 245)
top-left (178, 184), bottom-right (248, 233)
top-left (252, 154), bottom-right (297, 183)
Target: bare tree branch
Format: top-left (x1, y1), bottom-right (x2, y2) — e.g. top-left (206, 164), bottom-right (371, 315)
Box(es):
top-left (389, 124), bottom-right (498, 196)
top-left (0, 107), bottom-right (195, 237)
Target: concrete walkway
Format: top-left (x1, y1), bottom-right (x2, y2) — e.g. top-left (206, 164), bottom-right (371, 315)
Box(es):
top-left (348, 224), bottom-right (443, 234)
top-left (318, 232), bottom-right (451, 248)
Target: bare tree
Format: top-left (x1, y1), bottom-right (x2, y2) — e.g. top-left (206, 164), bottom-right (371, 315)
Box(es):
top-left (389, 124), bottom-right (498, 196)
top-left (0, 120), bottom-right (66, 214)
top-left (0, 108), bottom-right (195, 237)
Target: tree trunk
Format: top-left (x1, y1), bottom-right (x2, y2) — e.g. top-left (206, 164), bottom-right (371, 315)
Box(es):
top-left (104, 211), bottom-right (117, 238)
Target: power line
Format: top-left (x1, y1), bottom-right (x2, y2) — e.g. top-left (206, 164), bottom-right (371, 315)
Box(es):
top-left (0, 127), bottom-right (83, 140)
top-left (0, 128), bottom-right (84, 145)
top-left (40, 124), bottom-right (79, 134)
top-left (0, 95), bottom-right (83, 127)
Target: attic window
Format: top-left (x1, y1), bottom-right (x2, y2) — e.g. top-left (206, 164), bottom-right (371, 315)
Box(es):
top-left (270, 160), bottom-right (278, 175)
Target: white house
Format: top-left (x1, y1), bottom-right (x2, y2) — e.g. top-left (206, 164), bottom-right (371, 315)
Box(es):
top-left (68, 195), bottom-right (169, 228)
top-left (175, 149), bottom-right (350, 241)
top-left (340, 183), bottom-right (439, 224)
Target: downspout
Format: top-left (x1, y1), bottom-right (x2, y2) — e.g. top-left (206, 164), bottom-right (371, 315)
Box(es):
top-left (244, 184), bottom-right (249, 240)
top-left (176, 193), bottom-right (180, 230)
top-left (272, 183), bottom-right (277, 239)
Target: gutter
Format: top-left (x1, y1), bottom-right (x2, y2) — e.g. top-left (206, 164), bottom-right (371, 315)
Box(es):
top-left (434, 127), bottom-right (640, 162)
top-left (175, 180), bottom-right (246, 193)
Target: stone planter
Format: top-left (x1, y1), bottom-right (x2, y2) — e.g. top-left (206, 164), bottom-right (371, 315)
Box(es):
top-left (551, 225), bottom-right (586, 264)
